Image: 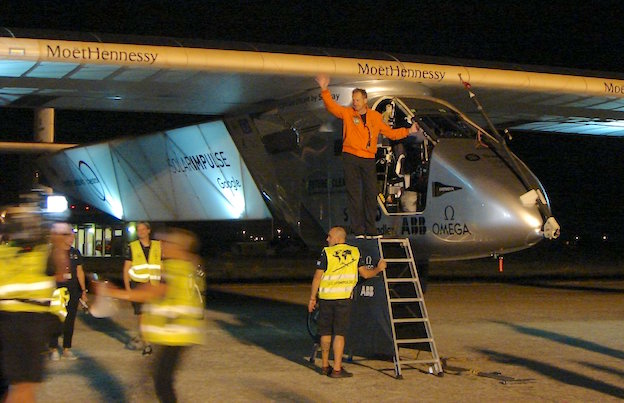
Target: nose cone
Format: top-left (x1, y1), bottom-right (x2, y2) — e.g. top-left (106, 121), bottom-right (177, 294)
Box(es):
top-left (460, 166), bottom-right (548, 255)
top-left (471, 155), bottom-right (557, 254)
top-left (485, 195), bottom-right (545, 251)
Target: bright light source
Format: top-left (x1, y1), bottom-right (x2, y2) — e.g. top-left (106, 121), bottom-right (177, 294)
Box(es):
top-left (88, 227), bottom-right (95, 234)
top-left (108, 198), bottom-right (124, 219)
top-left (46, 195), bottom-right (68, 213)
top-left (9, 48), bottom-right (25, 56)
top-left (128, 225), bottom-right (136, 235)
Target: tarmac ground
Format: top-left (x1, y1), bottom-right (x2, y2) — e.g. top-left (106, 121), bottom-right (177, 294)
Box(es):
top-left (34, 278), bottom-right (624, 402)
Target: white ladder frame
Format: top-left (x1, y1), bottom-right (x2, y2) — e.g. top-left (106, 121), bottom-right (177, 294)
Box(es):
top-left (378, 237), bottom-right (443, 378)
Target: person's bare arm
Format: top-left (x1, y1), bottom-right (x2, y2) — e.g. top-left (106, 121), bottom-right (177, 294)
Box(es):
top-left (315, 74), bottom-right (329, 90)
top-left (358, 259), bottom-right (387, 279)
top-left (122, 260), bottom-right (132, 291)
top-left (96, 281), bottom-right (167, 303)
top-left (308, 269), bottom-right (324, 312)
top-left (77, 264), bottom-right (87, 301)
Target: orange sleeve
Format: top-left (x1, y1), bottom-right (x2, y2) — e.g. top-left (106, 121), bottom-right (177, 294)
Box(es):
top-left (377, 114), bottom-right (409, 140)
top-left (321, 89), bottom-right (348, 119)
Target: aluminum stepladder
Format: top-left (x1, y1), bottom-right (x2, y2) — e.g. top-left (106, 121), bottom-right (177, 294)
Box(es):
top-left (378, 237), bottom-right (443, 379)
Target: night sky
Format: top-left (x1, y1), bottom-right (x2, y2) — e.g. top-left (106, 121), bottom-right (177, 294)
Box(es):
top-left (2, 1), bottom-right (623, 72)
top-left (2, 1), bottom-right (624, 247)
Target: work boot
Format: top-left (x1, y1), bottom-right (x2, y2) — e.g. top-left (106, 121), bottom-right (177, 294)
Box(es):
top-left (329, 367), bottom-right (353, 378)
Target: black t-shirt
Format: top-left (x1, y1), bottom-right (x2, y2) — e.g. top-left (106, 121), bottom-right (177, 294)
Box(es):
top-left (48, 247), bottom-right (83, 291)
top-left (124, 242), bottom-right (151, 262)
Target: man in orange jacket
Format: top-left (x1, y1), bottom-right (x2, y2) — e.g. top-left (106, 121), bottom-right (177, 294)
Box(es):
top-left (316, 74), bottom-right (422, 238)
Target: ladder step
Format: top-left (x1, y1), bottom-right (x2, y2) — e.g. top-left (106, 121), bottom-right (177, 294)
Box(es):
top-left (384, 258), bottom-right (412, 263)
top-left (396, 338), bottom-right (433, 344)
top-left (379, 239), bottom-right (409, 243)
top-left (379, 237), bottom-right (441, 378)
top-left (386, 278), bottom-right (419, 283)
top-left (389, 297), bottom-right (423, 303)
top-left (391, 317), bottom-right (428, 323)
top-left (397, 359), bottom-right (440, 365)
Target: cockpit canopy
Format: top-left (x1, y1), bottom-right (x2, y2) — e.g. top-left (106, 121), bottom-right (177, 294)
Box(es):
top-left (372, 96), bottom-right (485, 142)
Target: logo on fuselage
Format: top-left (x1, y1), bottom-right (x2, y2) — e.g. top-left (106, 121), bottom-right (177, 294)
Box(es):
top-left (431, 205), bottom-right (471, 236)
top-left (433, 182), bottom-right (463, 197)
top-left (401, 216), bottom-right (426, 235)
top-left (78, 161), bottom-right (106, 201)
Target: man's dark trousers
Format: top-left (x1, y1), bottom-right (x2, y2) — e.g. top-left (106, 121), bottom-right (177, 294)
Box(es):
top-left (343, 152), bottom-right (378, 236)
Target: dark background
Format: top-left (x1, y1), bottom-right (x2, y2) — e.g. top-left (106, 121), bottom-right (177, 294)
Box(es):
top-left (1, 0), bottom-right (624, 252)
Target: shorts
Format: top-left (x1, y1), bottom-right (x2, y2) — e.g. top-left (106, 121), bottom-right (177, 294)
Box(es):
top-left (317, 298), bottom-right (352, 337)
top-left (0, 311), bottom-right (58, 384)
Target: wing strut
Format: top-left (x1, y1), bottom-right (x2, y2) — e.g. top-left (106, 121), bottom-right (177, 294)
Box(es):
top-left (458, 74), bottom-right (510, 143)
top-left (458, 74), bottom-right (560, 239)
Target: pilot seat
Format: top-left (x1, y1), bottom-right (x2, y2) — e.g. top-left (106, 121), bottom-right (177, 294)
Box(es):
top-left (377, 137), bottom-right (426, 214)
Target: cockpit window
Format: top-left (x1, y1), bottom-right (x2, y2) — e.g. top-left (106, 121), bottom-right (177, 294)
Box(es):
top-left (402, 99), bottom-right (479, 141)
top-left (371, 96), bottom-right (487, 216)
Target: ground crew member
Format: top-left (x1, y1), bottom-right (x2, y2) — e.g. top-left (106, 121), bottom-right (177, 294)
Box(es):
top-left (97, 227), bottom-right (204, 402)
top-left (308, 226), bottom-right (386, 378)
top-left (122, 221), bottom-right (161, 354)
top-left (48, 222), bottom-right (87, 361)
top-left (316, 75), bottom-right (422, 238)
top-left (0, 206), bottom-right (66, 403)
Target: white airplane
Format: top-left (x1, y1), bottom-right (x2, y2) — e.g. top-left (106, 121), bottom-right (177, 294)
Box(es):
top-left (2, 29), bottom-right (624, 270)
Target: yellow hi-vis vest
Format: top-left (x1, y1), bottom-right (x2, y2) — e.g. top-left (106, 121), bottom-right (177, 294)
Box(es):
top-left (141, 259), bottom-right (204, 346)
top-left (128, 240), bottom-right (161, 285)
top-left (0, 243), bottom-right (67, 319)
top-left (319, 244), bottom-right (360, 300)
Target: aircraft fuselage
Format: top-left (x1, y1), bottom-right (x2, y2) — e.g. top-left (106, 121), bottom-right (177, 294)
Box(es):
top-left (226, 85), bottom-right (556, 261)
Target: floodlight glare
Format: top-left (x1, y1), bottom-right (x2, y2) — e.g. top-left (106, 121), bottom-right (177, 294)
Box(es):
top-left (46, 195), bottom-right (68, 213)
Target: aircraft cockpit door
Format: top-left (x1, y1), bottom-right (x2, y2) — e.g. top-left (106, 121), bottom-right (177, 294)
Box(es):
top-left (371, 96), bottom-right (431, 216)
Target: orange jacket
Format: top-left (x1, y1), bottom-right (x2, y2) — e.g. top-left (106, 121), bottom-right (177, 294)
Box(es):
top-left (321, 89), bottom-right (409, 158)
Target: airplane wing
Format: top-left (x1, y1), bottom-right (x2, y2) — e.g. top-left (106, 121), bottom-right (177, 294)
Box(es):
top-left (3, 29), bottom-right (624, 136)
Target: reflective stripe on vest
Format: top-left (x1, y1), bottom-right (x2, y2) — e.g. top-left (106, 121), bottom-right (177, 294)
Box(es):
top-left (0, 279), bottom-right (56, 297)
top-left (318, 244), bottom-right (360, 300)
top-left (0, 244), bottom-right (58, 314)
top-left (50, 287), bottom-right (69, 321)
top-left (144, 304), bottom-right (204, 318)
top-left (128, 240), bottom-right (161, 284)
top-left (141, 259), bottom-right (203, 346)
